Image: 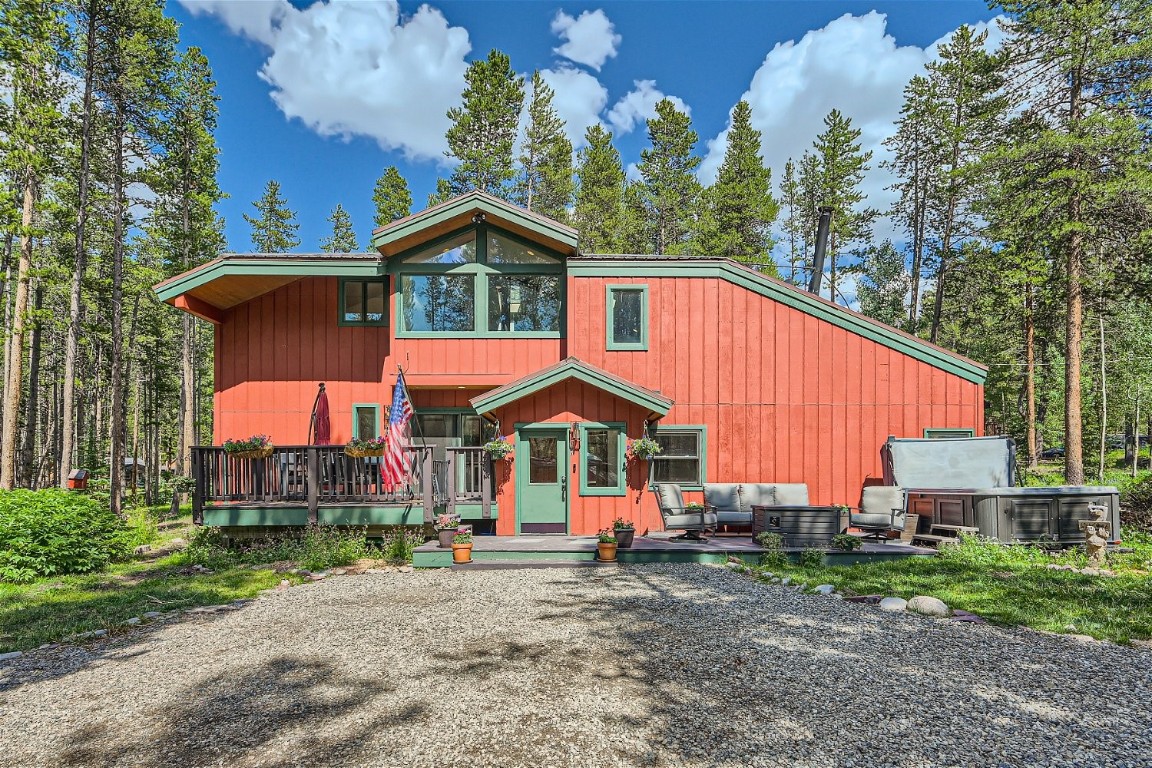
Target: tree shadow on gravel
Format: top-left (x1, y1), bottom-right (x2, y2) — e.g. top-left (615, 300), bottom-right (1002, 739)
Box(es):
top-left (56, 655), bottom-right (426, 768)
top-left (574, 565), bottom-right (1152, 768)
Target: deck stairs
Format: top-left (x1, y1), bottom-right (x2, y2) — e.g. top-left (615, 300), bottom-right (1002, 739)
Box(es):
top-left (911, 524), bottom-right (979, 548)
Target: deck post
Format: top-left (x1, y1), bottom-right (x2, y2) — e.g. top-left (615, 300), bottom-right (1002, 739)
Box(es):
top-left (306, 447), bottom-right (319, 525)
top-left (421, 448), bottom-right (434, 524)
top-left (191, 447), bottom-right (204, 525)
top-left (446, 449), bottom-right (457, 519)
top-left (481, 456), bottom-right (492, 519)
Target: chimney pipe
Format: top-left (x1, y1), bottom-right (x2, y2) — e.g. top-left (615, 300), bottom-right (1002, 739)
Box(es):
top-left (807, 206), bottom-right (834, 296)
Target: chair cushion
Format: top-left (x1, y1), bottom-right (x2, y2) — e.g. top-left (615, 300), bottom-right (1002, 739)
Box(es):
top-left (704, 483), bottom-right (743, 513)
top-left (654, 484), bottom-right (685, 513)
top-left (772, 483), bottom-right (810, 506)
top-left (739, 484), bottom-right (776, 510)
top-left (716, 510), bottom-right (751, 525)
top-left (852, 486), bottom-right (906, 531)
top-left (663, 512), bottom-right (719, 529)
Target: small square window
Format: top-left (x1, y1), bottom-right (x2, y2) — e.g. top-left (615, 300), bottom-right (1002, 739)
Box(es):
top-left (341, 279), bottom-right (388, 325)
top-left (649, 428), bottom-right (706, 487)
top-left (607, 285), bottom-right (648, 350)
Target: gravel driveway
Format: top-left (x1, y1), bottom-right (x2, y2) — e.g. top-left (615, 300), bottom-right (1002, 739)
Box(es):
top-left (1, 563), bottom-right (1150, 768)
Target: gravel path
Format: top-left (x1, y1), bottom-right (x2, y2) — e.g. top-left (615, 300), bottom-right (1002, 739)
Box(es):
top-left (1, 563), bottom-right (1150, 768)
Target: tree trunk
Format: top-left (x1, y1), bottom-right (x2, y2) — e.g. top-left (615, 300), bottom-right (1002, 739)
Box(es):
top-left (1063, 72), bottom-right (1085, 486)
top-left (60, 2), bottom-right (98, 487)
top-left (1098, 315), bottom-right (1106, 483)
top-left (109, 122), bottom-right (127, 515)
top-left (21, 284), bottom-right (44, 488)
top-left (1025, 285), bottom-right (1038, 470)
top-left (1, 177), bottom-right (37, 489)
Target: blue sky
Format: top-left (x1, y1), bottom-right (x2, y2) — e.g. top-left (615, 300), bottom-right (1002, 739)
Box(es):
top-left (170, 0), bottom-right (1001, 255)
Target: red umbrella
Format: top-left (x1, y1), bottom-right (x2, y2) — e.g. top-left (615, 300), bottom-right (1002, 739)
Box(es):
top-left (311, 383), bottom-right (331, 445)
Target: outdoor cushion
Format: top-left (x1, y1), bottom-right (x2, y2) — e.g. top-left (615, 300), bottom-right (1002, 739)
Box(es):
top-left (772, 483), bottom-right (810, 506)
top-left (663, 512), bottom-right (719, 529)
top-left (738, 484), bottom-right (776, 511)
top-left (655, 483), bottom-right (685, 513)
top-left (705, 483), bottom-right (744, 523)
top-left (851, 486), bottom-right (906, 531)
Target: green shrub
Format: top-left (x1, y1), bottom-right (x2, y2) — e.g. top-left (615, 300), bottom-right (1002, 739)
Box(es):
top-left (1121, 476), bottom-right (1152, 533)
top-left (381, 526), bottom-right (427, 564)
top-left (181, 524), bottom-right (378, 572)
top-left (121, 506), bottom-right (159, 550)
top-left (831, 533), bottom-right (862, 551)
top-left (0, 490), bottom-right (128, 582)
top-left (799, 548), bottom-right (825, 568)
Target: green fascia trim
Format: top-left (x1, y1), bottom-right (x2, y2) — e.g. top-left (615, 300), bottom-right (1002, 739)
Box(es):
top-left (648, 424), bottom-right (708, 490)
top-left (454, 502), bottom-right (498, 519)
top-left (605, 284), bottom-right (649, 351)
top-left (155, 258), bottom-right (383, 303)
top-left (203, 506), bottom-right (310, 527)
top-left (202, 505), bottom-right (427, 527)
top-left (337, 277), bottom-right (389, 327)
top-left (319, 505), bottom-right (425, 526)
top-left (474, 360), bottom-right (672, 416)
top-left (568, 260), bottom-right (987, 384)
top-left (352, 403), bottom-right (380, 439)
top-left (579, 421), bottom-right (627, 497)
top-left (371, 192), bottom-right (578, 252)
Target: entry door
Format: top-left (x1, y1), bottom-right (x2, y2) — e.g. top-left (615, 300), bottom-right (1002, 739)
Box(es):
top-left (517, 428), bottom-right (568, 533)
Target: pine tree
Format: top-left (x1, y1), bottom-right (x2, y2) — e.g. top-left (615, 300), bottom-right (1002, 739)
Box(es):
top-left (695, 101), bottom-right (777, 270)
top-left (320, 204), bottom-right (359, 252)
top-left (798, 109), bottom-right (876, 302)
top-left (244, 180), bottom-right (299, 252)
top-left (573, 124), bottom-right (624, 253)
top-left (514, 71), bottom-right (572, 221)
top-left (439, 49), bottom-right (525, 200)
top-left (372, 165), bottom-right (411, 227)
top-left (851, 240), bottom-right (909, 326)
top-left (637, 98), bottom-right (701, 255)
top-left (778, 159), bottom-right (806, 285)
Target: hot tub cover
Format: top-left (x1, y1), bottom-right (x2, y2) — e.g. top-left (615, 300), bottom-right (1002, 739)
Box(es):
top-left (882, 436), bottom-right (1016, 489)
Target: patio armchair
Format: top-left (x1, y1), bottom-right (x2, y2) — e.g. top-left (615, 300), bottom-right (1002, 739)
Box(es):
top-left (848, 486), bottom-right (907, 542)
top-left (653, 483), bottom-right (718, 540)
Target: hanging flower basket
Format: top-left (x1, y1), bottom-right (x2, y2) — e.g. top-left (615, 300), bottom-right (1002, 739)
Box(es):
top-left (626, 437), bottom-right (662, 462)
top-left (229, 446), bottom-right (274, 460)
top-left (345, 436), bottom-right (387, 458)
top-left (345, 446), bottom-right (385, 459)
top-left (483, 437), bottom-right (514, 460)
top-left (223, 436), bottom-right (273, 460)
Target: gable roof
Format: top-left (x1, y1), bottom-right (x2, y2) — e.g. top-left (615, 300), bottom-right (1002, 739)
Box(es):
top-left (470, 357), bottom-right (673, 418)
top-left (371, 190), bottom-right (578, 258)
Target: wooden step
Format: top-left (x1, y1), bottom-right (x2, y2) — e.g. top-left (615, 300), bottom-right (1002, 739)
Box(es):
top-left (911, 534), bottom-right (963, 547)
top-left (930, 524), bottom-right (979, 534)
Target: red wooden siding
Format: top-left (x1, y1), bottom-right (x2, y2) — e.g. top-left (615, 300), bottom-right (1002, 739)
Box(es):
top-left (213, 276), bottom-right (557, 444)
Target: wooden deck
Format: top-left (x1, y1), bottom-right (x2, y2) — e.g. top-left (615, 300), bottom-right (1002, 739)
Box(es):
top-left (412, 533), bottom-right (936, 568)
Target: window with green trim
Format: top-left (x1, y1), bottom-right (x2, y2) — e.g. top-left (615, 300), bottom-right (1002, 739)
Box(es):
top-left (580, 423), bottom-right (625, 496)
top-left (400, 274), bottom-right (475, 332)
top-left (650, 427), bottom-right (706, 486)
top-left (924, 428), bottom-right (976, 439)
top-left (607, 285), bottom-right (648, 350)
top-left (488, 275), bottom-right (561, 331)
top-left (353, 405), bottom-right (379, 439)
top-left (341, 279), bottom-right (387, 325)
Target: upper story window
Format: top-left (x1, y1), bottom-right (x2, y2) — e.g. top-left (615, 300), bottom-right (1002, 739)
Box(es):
top-left (606, 284), bottom-right (648, 350)
top-left (393, 225), bottom-right (564, 338)
top-left (341, 279), bottom-right (387, 326)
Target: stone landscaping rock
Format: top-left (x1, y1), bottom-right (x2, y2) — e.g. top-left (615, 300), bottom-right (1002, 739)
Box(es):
top-left (1130, 639), bottom-right (1152, 651)
top-left (143, 611), bottom-right (162, 619)
top-left (0, 651), bottom-right (23, 662)
top-left (907, 595), bottom-right (950, 617)
top-left (125, 617), bottom-right (141, 626)
top-left (169, 537), bottom-right (188, 548)
top-left (844, 595), bottom-right (882, 604)
top-left (813, 584), bottom-right (836, 595)
top-left (399, 566), bottom-right (414, 573)
top-left (879, 597), bottom-right (908, 612)
top-left (308, 573), bottom-right (326, 581)
top-left (133, 544), bottom-right (152, 555)
top-left (277, 579), bottom-right (290, 591)
top-left (331, 568), bottom-right (347, 576)
top-left (951, 610), bottom-right (986, 624)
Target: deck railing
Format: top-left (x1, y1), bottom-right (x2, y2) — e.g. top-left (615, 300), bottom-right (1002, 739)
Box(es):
top-left (446, 446), bottom-right (494, 519)
top-left (191, 444), bottom-right (452, 525)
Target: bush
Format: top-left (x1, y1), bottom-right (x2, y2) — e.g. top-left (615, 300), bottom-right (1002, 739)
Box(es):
top-left (381, 526), bottom-right (427, 564)
top-left (1121, 476), bottom-right (1152, 533)
top-left (0, 490), bottom-right (129, 582)
top-left (181, 524), bottom-right (379, 571)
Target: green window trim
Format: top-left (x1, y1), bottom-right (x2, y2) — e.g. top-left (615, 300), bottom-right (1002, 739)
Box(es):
top-left (352, 404), bottom-right (380, 439)
top-left (579, 421), bottom-right (627, 497)
top-left (923, 428), bottom-right (976, 439)
top-left (606, 284), bottom-right (649, 351)
top-left (391, 223), bottom-right (566, 339)
top-left (338, 278), bottom-right (388, 327)
top-left (647, 424), bottom-right (708, 490)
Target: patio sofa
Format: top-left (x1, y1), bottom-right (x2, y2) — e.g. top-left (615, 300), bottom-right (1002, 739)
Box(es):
top-left (702, 483), bottom-right (811, 527)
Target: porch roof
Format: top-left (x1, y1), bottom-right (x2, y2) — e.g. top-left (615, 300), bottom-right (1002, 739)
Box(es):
top-left (469, 357), bottom-right (673, 419)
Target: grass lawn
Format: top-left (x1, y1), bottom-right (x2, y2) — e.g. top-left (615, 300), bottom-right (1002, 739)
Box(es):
top-left (762, 532), bottom-right (1152, 644)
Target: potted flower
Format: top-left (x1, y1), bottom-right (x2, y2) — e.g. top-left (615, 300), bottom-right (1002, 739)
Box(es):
top-left (223, 435), bottom-right (273, 460)
top-left (597, 528), bottom-right (618, 561)
top-left (626, 436), bottom-right (662, 462)
top-left (451, 528), bottom-right (474, 564)
top-left (483, 436), bottom-right (514, 460)
top-left (434, 512), bottom-right (461, 549)
top-left (612, 517), bottom-right (635, 549)
top-left (345, 435), bottom-right (387, 458)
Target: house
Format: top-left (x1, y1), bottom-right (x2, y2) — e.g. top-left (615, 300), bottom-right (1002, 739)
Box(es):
top-left (155, 192), bottom-right (987, 536)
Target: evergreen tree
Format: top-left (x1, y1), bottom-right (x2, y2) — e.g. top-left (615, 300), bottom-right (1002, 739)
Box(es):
top-left (514, 71), bottom-right (573, 221)
top-left (778, 158), bottom-right (806, 285)
top-left (637, 98), bottom-right (701, 254)
top-left (320, 203), bottom-right (359, 252)
top-left (851, 240), bottom-right (909, 326)
top-left (695, 100), bottom-right (777, 270)
top-left (372, 165), bottom-right (411, 227)
top-left (573, 124), bottom-right (624, 253)
top-left (244, 180), bottom-right (299, 252)
top-left (438, 49), bottom-right (524, 200)
top-left (798, 109), bottom-right (876, 303)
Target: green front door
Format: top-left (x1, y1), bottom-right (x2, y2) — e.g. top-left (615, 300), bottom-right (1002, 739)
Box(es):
top-left (516, 428), bottom-right (568, 534)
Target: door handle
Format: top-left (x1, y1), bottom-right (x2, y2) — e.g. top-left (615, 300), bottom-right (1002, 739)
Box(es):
top-left (561, 476), bottom-right (567, 502)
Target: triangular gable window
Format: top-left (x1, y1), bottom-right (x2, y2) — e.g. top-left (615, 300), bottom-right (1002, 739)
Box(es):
top-left (407, 231), bottom-right (476, 264)
top-left (487, 233), bottom-right (559, 264)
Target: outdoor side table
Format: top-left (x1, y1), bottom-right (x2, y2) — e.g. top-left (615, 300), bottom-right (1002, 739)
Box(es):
top-left (751, 505), bottom-right (843, 548)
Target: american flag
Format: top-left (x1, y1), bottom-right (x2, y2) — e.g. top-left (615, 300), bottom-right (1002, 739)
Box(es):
top-left (382, 371), bottom-right (414, 489)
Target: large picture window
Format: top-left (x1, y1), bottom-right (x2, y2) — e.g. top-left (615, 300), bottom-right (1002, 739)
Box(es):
top-left (649, 427), bottom-right (706, 487)
top-left (488, 275), bottom-right (561, 332)
top-left (606, 285), bottom-right (648, 350)
top-left (400, 274), bottom-right (475, 332)
top-left (580, 423), bottom-right (625, 496)
top-left (340, 279), bottom-right (387, 325)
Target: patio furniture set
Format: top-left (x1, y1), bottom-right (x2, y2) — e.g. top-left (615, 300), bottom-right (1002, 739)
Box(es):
top-left (653, 481), bottom-right (907, 546)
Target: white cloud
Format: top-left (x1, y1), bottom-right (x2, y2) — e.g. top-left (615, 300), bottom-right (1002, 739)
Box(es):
top-left (177, 0), bottom-right (470, 161)
top-left (538, 66), bottom-right (609, 149)
top-left (699, 12), bottom-right (1007, 248)
top-left (550, 9), bottom-right (621, 71)
top-left (606, 80), bottom-right (690, 134)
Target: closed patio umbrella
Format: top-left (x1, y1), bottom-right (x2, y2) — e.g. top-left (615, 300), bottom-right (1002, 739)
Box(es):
top-left (310, 383), bottom-right (331, 445)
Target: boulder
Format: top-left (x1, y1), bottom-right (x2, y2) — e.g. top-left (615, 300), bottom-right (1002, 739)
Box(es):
top-left (813, 584), bottom-right (836, 596)
top-left (879, 597), bottom-right (908, 612)
top-left (0, 651), bottom-right (23, 662)
top-left (907, 595), bottom-right (950, 617)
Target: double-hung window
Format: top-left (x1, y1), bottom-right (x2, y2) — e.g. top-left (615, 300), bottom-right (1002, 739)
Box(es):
top-left (649, 426), bottom-right (707, 488)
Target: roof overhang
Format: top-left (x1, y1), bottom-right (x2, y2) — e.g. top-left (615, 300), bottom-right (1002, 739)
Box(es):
top-left (470, 357), bottom-right (673, 419)
top-left (371, 191), bottom-right (578, 259)
top-left (154, 254), bottom-right (383, 323)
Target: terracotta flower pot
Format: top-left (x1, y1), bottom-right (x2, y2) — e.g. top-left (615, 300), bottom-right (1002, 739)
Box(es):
top-left (452, 542), bottom-right (473, 564)
top-left (438, 529), bottom-right (457, 549)
top-left (597, 542), bottom-right (618, 562)
top-left (614, 529), bottom-right (635, 548)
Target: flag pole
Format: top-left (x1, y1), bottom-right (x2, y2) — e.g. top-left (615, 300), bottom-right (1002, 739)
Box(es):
top-left (397, 364), bottom-right (428, 449)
